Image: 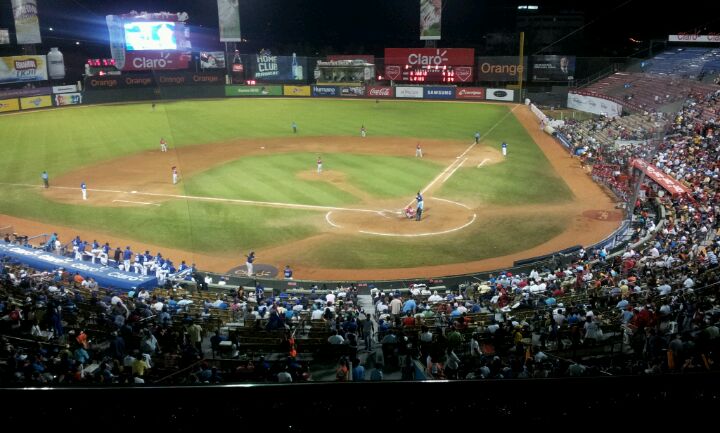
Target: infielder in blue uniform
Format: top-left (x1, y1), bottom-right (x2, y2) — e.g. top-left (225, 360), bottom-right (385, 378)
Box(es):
top-left (474, 131), bottom-right (480, 144)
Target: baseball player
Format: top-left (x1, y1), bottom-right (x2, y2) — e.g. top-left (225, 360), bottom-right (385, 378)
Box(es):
top-left (246, 251), bottom-right (256, 276)
top-left (360, 125), bottom-right (366, 138)
top-left (160, 137), bottom-right (168, 152)
top-left (415, 192), bottom-right (424, 221)
top-left (416, 142), bottom-right (423, 158)
top-left (474, 131), bottom-right (480, 144)
top-left (41, 171), bottom-right (49, 188)
top-left (501, 141), bottom-right (508, 157)
top-left (292, 121), bottom-right (297, 133)
top-left (81, 182), bottom-right (87, 200)
top-left (172, 166), bottom-right (179, 184)
top-left (317, 156), bottom-right (323, 173)
top-left (122, 246), bottom-right (133, 272)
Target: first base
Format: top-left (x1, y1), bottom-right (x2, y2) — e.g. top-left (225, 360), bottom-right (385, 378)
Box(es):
top-left (131, 190), bottom-right (138, 194)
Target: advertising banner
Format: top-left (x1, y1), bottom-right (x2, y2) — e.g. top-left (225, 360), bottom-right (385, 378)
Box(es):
top-left (283, 85), bottom-right (311, 96)
top-left (340, 86), bottom-right (365, 97)
top-left (52, 84), bottom-right (78, 94)
top-left (312, 85), bottom-right (339, 97)
top-left (423, 86), bottom-right (455, 99)
top-left (122, 51), bottom-right (191, 71)
top-left (476, 56), bottom-right (527, 82)
top-left (54, 93), bottom-right (82, 106)
top-left (217, 0), bottom-right (242, 42)
top-left (85, 75), bottom-right (155, 90)
top-left (0, 98), bottom-right (20, 113)
top-left (395, 86), bottom-right (424, 99)
top-left (485, 88), bottom-right (514, 102)
top-left (631, 159), bottom-right (691, 197)
top-left (456, 87), bottom-right (485, 100)
top-left (200, 51), bottom-right (226, 69)
top-left (225, 85), bottom-right (282, 97)
top-left (385, 48), bottom-right (474, 66)
top-left (0, 242), bottom-right (157, 291)
top-left (0, 86), bottom-right (51, 99)
top-left (156, 71), bottom-right (224, 86)
top-left (531, 55), bottom-right (575, 82)
top-left (19, 94), bottom-right (52, 110)
top-left (0, 55), bottom-right (48, 84)
top-left (11, 0), bottom-right (42, 44)
top-left (0, 29), bottom-right (9, 44)
top-left (366, 86), bottom-right (394, 98)
top-left (251, 53), bottom-right (306, 81)
top-left (668, 34), bottom-right (720, 43)
top-left (419, 0), bottom-right (442, 40)
top-left (121, 50), bottom-right (166, 71)
top-left (567, 92), bottom-right (622, 117)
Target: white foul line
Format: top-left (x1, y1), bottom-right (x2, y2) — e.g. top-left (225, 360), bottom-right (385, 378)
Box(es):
top-left (477, 158), bottom-right (490, 168)
top-left (406, 104), bottom-right (520, 208)
top-left (112, 199), bottom-right (160, 206)
top-left (442, 158), bottom-right (467, 183)
top-left (359, 213), bottom-right (476, 237)
top-left (0, 182), bottom-right (380, 214)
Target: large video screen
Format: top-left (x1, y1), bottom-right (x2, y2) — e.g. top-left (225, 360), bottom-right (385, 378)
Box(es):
top-left (124, 21), bottom-right (177, 51)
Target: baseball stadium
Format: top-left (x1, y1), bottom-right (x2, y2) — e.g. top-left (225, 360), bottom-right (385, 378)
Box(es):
top-left (1, 0), bottom-right (719, 427)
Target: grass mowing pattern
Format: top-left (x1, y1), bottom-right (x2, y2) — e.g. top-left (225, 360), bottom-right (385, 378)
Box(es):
top-left (439, 109), bottom-right (573, 206)
top-left (0, 189), bottom-right (319, 252)
top-left (183, 153), bottom-right (443, 205)
top-left (298, 210), bottom-right (572, 269)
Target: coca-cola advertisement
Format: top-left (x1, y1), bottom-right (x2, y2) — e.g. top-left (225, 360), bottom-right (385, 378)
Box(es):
top-left (366, 86), bottom-right (394, 98)
top-left (456, 87), bottom-right (485, 100)
top-left (121, 51), bottom-right (191, 71)
top-left (384, 48), bottom-right (475, 67)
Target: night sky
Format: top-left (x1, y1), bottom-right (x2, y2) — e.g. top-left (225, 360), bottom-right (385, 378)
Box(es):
top-left (1, 0), bottom-right (720, 57)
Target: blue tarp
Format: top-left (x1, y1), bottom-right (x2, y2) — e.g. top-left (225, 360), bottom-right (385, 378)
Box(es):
top-left (0, 242), bottom-right (158, 291)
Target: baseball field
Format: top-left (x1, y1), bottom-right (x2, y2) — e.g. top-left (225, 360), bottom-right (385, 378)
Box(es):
top-left (0, 98), bottom-right (621, 279)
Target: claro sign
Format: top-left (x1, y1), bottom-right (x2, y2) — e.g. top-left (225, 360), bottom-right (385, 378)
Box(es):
top-left (121, 51), bottom-right (191, 71)
top-left (384, 48), bottom-right (475, 67)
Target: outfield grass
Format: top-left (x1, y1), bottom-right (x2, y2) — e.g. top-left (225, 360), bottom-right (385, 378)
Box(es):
top-left (0, 99), bottom-right (575, 271)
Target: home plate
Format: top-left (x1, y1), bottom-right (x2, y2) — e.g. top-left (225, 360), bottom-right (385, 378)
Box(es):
top-left (131, 190), bottom-right (138, 194)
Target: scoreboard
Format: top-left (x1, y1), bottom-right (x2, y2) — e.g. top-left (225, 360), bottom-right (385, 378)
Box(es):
top-left (85, 58), bottom-right (118, 76)
top-left (406, 65), bottom-right (458, 83)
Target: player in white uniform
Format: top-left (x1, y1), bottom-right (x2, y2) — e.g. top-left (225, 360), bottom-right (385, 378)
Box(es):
top-left (360, 125), bottom-right (366, 137)
top-left (81, 182), bottom-right (87, 200)
top-left (317, 156), bottom-right (323, 173)
top-left (416, 143), bottom-right (423, 158)
top-left (172, 166), bottom-right (179, 184)
top-left (160, 137), bottom-right (168, 152)
top-left (501, 142), bottom-right (508, 157)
